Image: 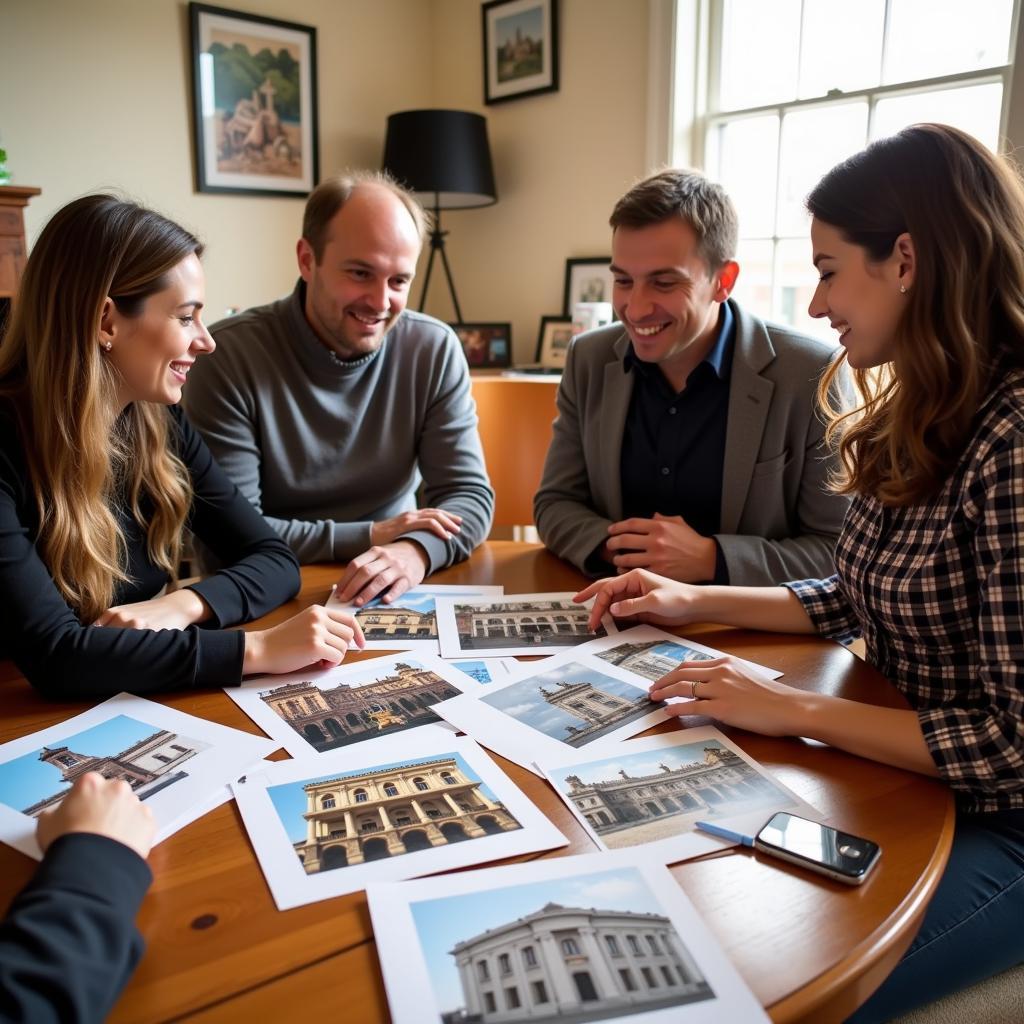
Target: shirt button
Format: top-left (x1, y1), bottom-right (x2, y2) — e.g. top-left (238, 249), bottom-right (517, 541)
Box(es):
top-left (661, 467), bottom-right (670, 476)
top-left (669, 407), bottom-right (677, 415)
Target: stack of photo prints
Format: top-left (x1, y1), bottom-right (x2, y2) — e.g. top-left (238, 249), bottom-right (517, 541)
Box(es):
top-left (0, 586), bottom-right (827, 1023)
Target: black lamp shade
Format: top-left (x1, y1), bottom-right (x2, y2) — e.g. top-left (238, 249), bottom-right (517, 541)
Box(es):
top-left (382, 109), bottom-right (497, 210)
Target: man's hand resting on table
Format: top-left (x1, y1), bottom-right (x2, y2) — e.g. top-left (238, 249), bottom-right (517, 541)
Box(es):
top-left (370, 508), bottom-right (461, 546)
top-left (603, 512), bottom-right (718, 582)
top-left (334, 539), bottom-right (429, 607)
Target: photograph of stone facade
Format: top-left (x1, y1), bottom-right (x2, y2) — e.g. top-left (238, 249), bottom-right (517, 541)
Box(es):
top-left (481, 662), bottom-right (652, 748)
top-left (409, 866), bottom-right (713, 1023)
top-left (595, 639), bottom-right (714, 683)
top-left (453, 600), bottom-right (603, 652)
top-left (259, 660), bottom-right (462, 752)
top-left (268, 754), bottom-right (521, 873)
top-left (0, 715), bottom-right (209, 818)
top-left (556, 741), bottom-right (791, 849)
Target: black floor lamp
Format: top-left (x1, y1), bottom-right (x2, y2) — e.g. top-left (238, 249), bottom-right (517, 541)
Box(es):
top-left (382, 109), bottom-right (497, 323)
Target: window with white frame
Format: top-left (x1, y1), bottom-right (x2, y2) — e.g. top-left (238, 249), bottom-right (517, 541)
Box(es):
top-left (686, 0), bottom-right (1018, 338)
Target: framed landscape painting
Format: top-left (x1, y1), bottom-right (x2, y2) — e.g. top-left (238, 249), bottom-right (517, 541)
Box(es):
top-left (482, 0), bottom-right (559, 105)
top-left (189, 3), bottom-right (319, 196)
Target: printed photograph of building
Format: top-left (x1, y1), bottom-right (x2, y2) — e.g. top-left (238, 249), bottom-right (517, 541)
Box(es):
top-left (595, 639), bottom-right (714, 683)
top-left (453, 601), bottom-right (603, 652)
top-left (0, 715), bottom-right (209, 817)
top-left (354, 591), bottom-right (443, 642)
top-left (267, 754), bottom-right (521, 872)
top-left (481, 662), bottom-right (652, 748)
top-left (551, 741), bottom-right (792, 849)
top-left (411, 866), bottom-right (713, 1022)
top-left (259, 660), bottom-right (461, 752)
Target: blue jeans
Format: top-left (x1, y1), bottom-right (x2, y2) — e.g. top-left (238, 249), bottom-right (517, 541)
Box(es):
top-left (847, 806), bottom-right (1024, 1023)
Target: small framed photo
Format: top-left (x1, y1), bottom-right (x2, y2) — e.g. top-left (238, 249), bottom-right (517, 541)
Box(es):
top-left (482, 0), bottom-right (559, 105)
top-left (450, 322), bottom-right (512, 369)
top-left (189, 3), bottom-right (319, 196)
top-left (536, 314), bottom-right (578, 369)
top-left (563, 256), bottom-right (614, 313)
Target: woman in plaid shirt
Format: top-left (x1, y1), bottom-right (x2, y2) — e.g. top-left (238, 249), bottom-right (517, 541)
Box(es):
top-left (577, 123), bottom-right (1024, 1022)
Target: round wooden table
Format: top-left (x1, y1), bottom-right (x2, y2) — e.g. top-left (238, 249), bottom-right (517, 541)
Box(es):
top-left (0, 542), bottom-right (953, 1023)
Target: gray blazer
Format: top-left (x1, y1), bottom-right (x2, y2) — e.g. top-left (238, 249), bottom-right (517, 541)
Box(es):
top-left (533, 300), bottom-right (850, 585)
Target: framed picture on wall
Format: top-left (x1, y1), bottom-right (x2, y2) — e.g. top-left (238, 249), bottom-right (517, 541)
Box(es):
top-left (451, 322), bottom-right (513, 369)
top-left (482, 0), bottom-right (559, 105)
top-left (189, 3), bottom-right (319, 196)
top-left (562, 256), bottom-right (614, 314)
top-left (536, 315), bottom-right (578, 370)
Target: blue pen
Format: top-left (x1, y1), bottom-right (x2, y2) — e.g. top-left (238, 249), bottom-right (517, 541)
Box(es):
top-left (694, 820), bottom-right (754, 847)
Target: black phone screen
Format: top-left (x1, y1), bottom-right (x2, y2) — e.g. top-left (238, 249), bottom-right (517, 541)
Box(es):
top-left (756, 812), bottom-right (880, 879)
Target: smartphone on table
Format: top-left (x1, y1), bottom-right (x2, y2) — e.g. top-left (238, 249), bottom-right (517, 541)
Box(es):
top-left (753, 811), bottom-right (881, 886)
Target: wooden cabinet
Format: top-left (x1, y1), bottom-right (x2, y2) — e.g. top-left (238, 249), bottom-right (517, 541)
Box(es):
top-left (0, 185), bottom-right (41, 300)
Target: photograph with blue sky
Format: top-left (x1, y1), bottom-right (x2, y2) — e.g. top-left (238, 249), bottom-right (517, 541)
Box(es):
top-left (266, 752), bottom-right (499, 845)
top-left (357, 590), bottom-right (495, 637)
top-left (411, 867), bottom-right (669, 1016)
top-left (451, 660), bottom-right (494, 684)
top-left (481, 661), bottom-right (650, 743)
top-left (0, 715), bottom-right (171, 812)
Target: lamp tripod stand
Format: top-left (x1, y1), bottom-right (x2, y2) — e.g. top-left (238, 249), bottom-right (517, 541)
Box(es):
top-left (417, 203), bottom-right (464, 323)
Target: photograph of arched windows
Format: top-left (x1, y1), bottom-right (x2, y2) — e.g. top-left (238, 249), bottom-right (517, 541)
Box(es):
top-left (225, 653), bottom-right (480, 759)
top-left (231, 733), bottom-right (566, 909)
top-left (368, 852), bottom-right (768, 1023)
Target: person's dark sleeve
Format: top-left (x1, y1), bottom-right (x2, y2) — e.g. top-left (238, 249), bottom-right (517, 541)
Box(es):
top-left (0, 408), bottom-right (296, 698)
top-left (0, 833), bottom-right (152, 1024)
top-left (172, 406), bottom-right (300, 624)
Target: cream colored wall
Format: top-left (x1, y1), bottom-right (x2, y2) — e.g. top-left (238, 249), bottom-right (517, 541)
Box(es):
top-left (0, 0), bottom-right (434, 320)
top-left (429, 0), bottom-right (650, 362)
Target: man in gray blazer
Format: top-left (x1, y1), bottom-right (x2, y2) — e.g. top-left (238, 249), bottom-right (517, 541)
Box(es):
top-left (534, 169), bottom-right (848, 586)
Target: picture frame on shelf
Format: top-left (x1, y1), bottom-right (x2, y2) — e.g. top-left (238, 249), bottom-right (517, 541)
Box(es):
top-left (482, 0), bottom-right (559, 105)
top-left (450, 322), bottom-right (512, 369)
top-left (535, 314), bottom-right (578, 370)
top-left (189, 2), bottom-right (319, 197)
top-left (562, 256), bottom-right (614, 314)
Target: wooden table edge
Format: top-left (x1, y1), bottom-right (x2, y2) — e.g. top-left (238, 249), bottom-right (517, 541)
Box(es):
top-left (768, 796), bottom-right (956, 1024)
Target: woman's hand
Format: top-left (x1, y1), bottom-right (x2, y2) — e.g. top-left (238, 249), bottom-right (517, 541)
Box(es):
top-left (36, 772), bottom-right (156, 860)
top-left (651, 656), bottom-right (809, 737)
top-left (93, 589), bottom-right (210, 630)
top-left (243, 605), bottom-right (365, 675)
top-left (574, 568), bottom-right (701, 632)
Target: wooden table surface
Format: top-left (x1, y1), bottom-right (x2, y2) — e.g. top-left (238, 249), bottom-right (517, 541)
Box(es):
top-left (0, 542), bottom-right (954, 1024)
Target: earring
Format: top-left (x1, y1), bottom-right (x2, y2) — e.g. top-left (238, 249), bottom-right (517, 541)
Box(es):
top-left (899, 283), bottom-right (907, 294)
top-left (102, 341), bottom-right (112, 352)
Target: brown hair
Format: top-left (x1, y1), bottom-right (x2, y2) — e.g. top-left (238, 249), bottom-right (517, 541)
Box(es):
top-left (0, 194), bottom-right (200, 620)
top-left (301, 170), bottom-right (428, 261)
top-left (808, 123), bottom-right (1024, 506)
top-left (610, 168), bottom-right (738, 272)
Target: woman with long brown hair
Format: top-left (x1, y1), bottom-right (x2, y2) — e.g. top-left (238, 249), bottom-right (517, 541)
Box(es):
top-left (576, 124), bottom-right (1024, 1020)
top-left (0, 194), bottom-right (362, 695)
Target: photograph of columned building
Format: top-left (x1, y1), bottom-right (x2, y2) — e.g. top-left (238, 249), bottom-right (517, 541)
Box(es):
top-left (446, 900), bottom-right (712, 1022)
top-left (354, 590), bottom-right (444, 642)
top-left (269, 755), bottom-right (521, 872)
top-left (454, 600), bottom-right (602, 651)
top-left (554, 742), bottom-right (790, 849)
top-left (482, 662), bottom-right (652, 748)
top-left (259, 661), bottom-right (461, 752)
top-left (0, 716), bottom-right (209, 818)
top-left (595, 639), bottom-right (714, 683)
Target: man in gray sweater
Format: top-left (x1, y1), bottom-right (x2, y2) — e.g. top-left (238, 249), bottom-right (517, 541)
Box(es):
top-left (184, 172), bottom-right (494, 606)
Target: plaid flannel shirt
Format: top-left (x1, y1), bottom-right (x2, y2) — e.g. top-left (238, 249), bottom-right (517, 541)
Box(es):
top-left (785, 370), bottom-right (1024, 813)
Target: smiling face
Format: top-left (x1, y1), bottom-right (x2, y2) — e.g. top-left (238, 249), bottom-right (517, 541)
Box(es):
top-left (808, 217), bottom-right (914, 369)
top-left (610, 217), bottom-right (738, 388)
top-left (297, 184), bottom-right (422, 361)
top-left (102, 253), bottom-right (214, 408)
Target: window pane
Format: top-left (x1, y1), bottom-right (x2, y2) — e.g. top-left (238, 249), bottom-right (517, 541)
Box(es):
top-left (777, 103), bottom-right (868, 236)
top-left (774, 239), bottom-right (833, 341)
top-left (731, 239), bottom-right (774, 322)
top-left (710, 115), bottom-right (779, 239)
top-left (799, 0), bottom-right (885, 99)
top-left (871, 83), bottom-right (1003, 150)
top-left (719, 0), bottom-right (800, 109)
top-left (884, 0), bottom-right (1013, 84)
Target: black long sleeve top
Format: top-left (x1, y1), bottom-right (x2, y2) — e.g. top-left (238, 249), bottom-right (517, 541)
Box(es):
top-left (0, 832), bottom-right (152, 1024)
top-left (0, 401), bottom-right (300, 696)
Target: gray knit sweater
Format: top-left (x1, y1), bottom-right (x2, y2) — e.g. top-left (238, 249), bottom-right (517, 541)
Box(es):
top-left (183, 282), bottom-right (494, 571)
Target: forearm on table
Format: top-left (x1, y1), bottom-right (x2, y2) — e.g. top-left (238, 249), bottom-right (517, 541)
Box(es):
top-left (793, 694), bottom-right (939, 777)
top-left (693, 585), bottom-right (818, 634)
